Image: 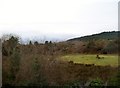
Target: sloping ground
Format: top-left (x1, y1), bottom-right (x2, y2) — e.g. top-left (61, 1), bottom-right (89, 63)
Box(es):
top-left (40, 60), bottom-right (118, 86)
top-left (2, 54), bottom-right (118, 86)
top-left (60, 54), bottom-right (118, 67)
top-left (68, 31), bottom-right (119, 41)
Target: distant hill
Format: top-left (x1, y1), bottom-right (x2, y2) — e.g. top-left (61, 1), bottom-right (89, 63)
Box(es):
top-left (67, 31), bottom-right (120, 42)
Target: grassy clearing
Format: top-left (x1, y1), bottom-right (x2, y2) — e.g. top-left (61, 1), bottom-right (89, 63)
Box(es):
top-left (60, 54), bottom-right (118, 67)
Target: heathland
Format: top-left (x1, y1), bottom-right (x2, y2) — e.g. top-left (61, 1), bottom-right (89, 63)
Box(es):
top-left (2, 31), bottom-right (120, 87)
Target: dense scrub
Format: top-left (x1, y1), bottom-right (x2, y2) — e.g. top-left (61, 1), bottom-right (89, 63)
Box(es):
top-left (2, 35), bottom-right (119, 87)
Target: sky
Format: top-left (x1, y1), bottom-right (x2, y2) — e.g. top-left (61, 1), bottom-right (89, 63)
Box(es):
top-left (0, 0), bottom-right (119, 42)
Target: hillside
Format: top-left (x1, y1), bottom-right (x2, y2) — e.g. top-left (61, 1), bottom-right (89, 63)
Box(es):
top-left (2, 33), bottom-right (119, 86)
top-left (68, 31), bottom-right (119, 42)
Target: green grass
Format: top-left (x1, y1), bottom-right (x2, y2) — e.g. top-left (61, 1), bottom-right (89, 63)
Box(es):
top-left (60, 54), bottom-right (118, 67)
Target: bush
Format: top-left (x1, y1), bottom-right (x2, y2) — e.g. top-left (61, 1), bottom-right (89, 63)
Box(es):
top-left (108, 71), bottom-right (120, 87)
top-left (29, 57), bottom-right (48, 86)
top-left (2, 35), bottom-right (19, 56)
top-left (8, 47), bottom-right (21, 85)
top-left (88, 78), bottom-right (103, 88)
top-left (63, 80), bottom-right (81, 88)
top-left (2, 36), bottom-right (21, 85)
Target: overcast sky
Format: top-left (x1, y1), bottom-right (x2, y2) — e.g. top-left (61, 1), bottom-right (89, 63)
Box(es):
top-left (0, 0), bottom-right (119, 42)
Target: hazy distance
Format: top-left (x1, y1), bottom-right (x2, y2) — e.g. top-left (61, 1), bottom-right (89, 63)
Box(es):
top-left (0, 0), bottom-right (118, 43)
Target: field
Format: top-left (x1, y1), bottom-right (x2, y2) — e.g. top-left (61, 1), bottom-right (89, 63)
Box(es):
top-left (60, 54), bottom-right (118, 67)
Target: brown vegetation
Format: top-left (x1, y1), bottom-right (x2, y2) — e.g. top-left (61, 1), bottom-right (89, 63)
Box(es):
top-left (2, 35), bottom-right (119, 87)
